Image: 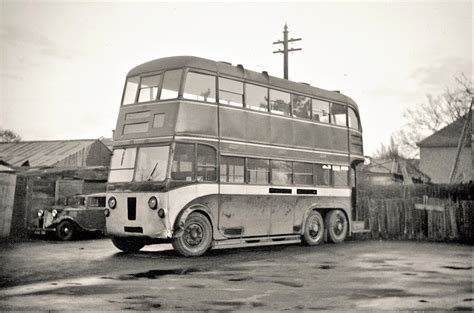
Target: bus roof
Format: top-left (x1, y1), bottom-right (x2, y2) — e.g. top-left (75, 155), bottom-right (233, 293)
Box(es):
top-left (127, 56), bottom-right (359, 110)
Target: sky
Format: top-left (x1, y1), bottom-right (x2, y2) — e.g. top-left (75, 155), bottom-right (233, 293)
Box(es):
top-left (0, 0), bottom-right (472, 156)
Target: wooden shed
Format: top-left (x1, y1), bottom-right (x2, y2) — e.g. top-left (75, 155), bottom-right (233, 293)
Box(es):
top-left (0, 162), bottom-right (16, 238)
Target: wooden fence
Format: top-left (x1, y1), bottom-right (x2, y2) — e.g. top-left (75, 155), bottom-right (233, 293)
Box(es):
top-left (356, 184), bottom-right (474, 243)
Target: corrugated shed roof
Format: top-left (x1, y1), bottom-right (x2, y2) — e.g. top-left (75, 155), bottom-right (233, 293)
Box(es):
top-left (364, 158), bottom-right (431, 183)
top-left (0, 139), bottom-right (97, 167)
top-left (417, 116), bottom-right (472, 148)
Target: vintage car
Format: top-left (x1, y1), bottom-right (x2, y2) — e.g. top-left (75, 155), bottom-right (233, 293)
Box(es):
top-left (29, 193), bottom-right (107, 240)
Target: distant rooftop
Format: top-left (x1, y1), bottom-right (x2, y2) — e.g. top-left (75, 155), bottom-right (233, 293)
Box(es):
top-left (417, 116), bottom-right (472, 148)
top-left (0, 139), bottom-right (111, 167)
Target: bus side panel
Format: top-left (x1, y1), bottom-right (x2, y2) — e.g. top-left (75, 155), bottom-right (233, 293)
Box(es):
top-left (219, 194), bottom-right (272, 237)
top-left (246, 112), bottom-right (271, 144)
top-left (330, 127), bottom-right (349, 153)
top-left (219, 107), bottom-right (246, 141)
top-left (175, 102), bottom-right (218, 137)
top-left (270, 117), bottom-right (294, 147)
top-left (269, 196), bottom-right (296, 235)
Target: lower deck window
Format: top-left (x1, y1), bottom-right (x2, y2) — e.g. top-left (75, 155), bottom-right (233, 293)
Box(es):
top-left (221, 156), bottom-right (245, 183)
top-left (315, 164), bottom-right (332, 186)
top-left (293, 162), bottom-right (313, 185)
top-left (333, 165), bottom-right (349, 187)
top-left (247, 159), bottom-right (269, 184)
top-left (271, 160), bottom-right (292, 185)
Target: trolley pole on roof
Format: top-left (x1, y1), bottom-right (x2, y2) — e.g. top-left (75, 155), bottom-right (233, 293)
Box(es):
top-left (273, 23), bottom-right (302, 80)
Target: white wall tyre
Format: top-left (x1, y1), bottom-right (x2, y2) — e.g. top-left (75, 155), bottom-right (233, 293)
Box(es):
top-left (172, 212), bottom-right (212, 257)
top-left (302, 210), bottom-right (325, 246)
top-left (111, 237), bottom-right (145, 253)
top-left (325, 210), bottom-right (348, 243)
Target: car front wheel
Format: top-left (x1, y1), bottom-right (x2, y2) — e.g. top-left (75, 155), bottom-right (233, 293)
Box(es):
top-left (56, 220), bottom-right (75, 241)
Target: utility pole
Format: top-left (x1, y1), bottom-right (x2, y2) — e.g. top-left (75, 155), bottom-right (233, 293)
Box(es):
top-left (273, 24), bottom-right (302, 80)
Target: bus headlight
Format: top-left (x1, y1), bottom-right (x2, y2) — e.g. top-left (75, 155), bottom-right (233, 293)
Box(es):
top-left (104, 208), bottom-right (110, 217)
top-left (108, 197), bottom-right (117, 209)
top-left (52, 209), bottom-right (58, 218)
top-left (148, 196), bottom-right (158, 210)
top-left (38, 209), bottom-right (44, 217)
top-left (158, 208), bottom-right (165, 218)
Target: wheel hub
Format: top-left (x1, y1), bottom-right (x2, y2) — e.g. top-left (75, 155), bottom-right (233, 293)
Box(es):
top-left (184, 223), bottom-right (203, 246)
top-left (308, 217), bottom-right (321, 238)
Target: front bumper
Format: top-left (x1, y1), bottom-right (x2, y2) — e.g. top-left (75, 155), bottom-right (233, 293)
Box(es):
top-left (28, 227), bottom-right (56, 236)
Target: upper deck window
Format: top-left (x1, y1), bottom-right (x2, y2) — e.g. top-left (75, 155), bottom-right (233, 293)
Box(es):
top-left (270, 90), bottom-right (291, 116)
top-left (123, 76), bottom-right (140, 105)
top-left (138, 74), bottom-right (161, 103)
top-left (348, 107), bottom-right (361, 130)
top-left (183, 72), bottom-right (216, 102)
top-left (331, 103), bottom-right (347, 126)
top-left (160, 69), bottom-right (182, 100)
top-left (218, 78), bottom-right (244, 107)
top-left (245, 84), bottom-right (268, 112)
top-left (109, 148), bottom-right (137, 182)
top-left (292, 95), bottom-right (311, 119)
top-left (134, 146), bottom-right (170, 182)
top-left (312, 99), bottom-right (330, 123)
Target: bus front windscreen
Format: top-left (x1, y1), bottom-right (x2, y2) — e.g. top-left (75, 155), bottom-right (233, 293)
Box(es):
top-left (108, 146), bottom-right (170, 183)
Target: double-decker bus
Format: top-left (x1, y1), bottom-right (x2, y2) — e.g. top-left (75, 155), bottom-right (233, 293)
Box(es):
top-left (105, 56), bottom-right (364, 256)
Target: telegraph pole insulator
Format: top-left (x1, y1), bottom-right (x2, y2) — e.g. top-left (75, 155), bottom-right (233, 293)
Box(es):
top-left (273, 24), bottom-right (302, 80)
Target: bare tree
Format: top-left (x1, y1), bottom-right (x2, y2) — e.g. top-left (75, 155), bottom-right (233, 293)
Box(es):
top-left (373, 136), bottom-right (403, 159)
top-left (0, 129), bottom-right (21, 143)
top-left (394, 74), bottom-right (472, 157)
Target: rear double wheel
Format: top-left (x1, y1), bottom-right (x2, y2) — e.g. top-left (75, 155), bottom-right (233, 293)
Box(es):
top-left (172, 212), bottom-right (213, 257)
top-left (325, 210), bottom-right (348, 243)
top-left (302, 210), bottom-right (325, 246)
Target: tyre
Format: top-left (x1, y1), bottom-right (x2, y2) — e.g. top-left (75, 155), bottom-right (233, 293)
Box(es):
top-left (325, 210), bottom-right (348, 243)
top-left (56, 220), bottom-right (75, 241)
top-left (302, 210), bottom-right (325, 246)
top-left (172, 212), bottom-right (212, 257)
top-left (111, 237), bottom-right (145, 253)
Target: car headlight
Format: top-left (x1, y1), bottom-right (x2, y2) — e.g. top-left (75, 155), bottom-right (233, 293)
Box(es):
top-left (108, 197), bottom-right (117, 209)
top-left (37, 209), bottom-right (44, 217)
top-left (148, 196), bottom-right (158, 210)
top-left (52, 209), bottom-right (58, 218)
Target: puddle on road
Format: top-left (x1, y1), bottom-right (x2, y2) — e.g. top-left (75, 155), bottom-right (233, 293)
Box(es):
top-left (119, 268), bottom-right (202, 280)
top-left (441, 266), bottom-right (472, 270)
top-left (350, 288), bottom-right (417, 299)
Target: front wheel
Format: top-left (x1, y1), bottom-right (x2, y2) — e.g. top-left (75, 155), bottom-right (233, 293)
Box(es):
top-left (302, 210), bottom-right (325, 246)
top-left (111, 237), bottom-right (145, 253)
top-left (172, 212), bottom-right (212, 257)
top-left (56, 220), bottom-right (75, 241)
top-left (325, 210), bottom-right (348, 243)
